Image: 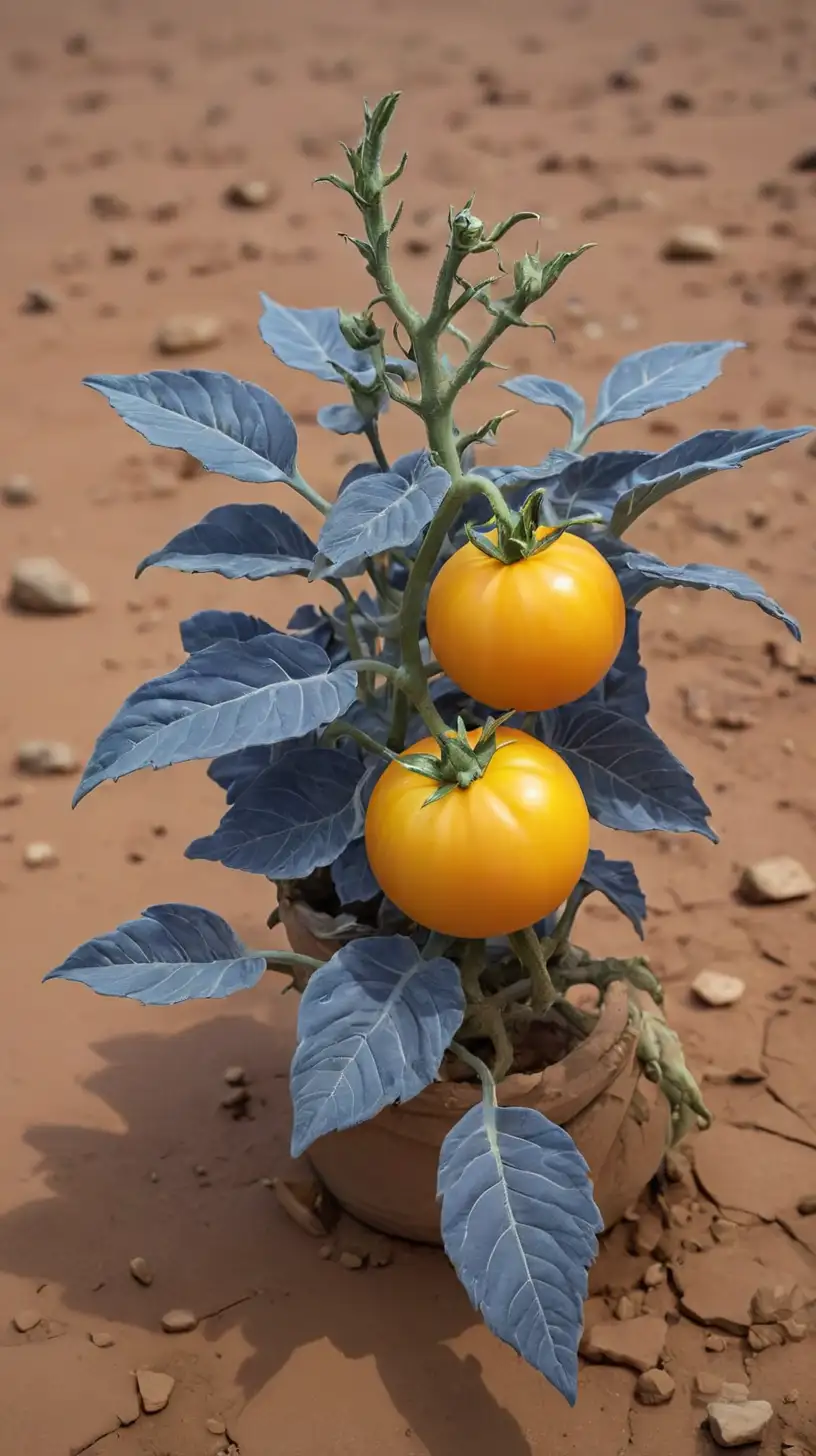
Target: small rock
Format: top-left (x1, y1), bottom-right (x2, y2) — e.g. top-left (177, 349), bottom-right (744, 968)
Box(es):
top-left (16, 740), bottom-right (78, 775)
top-left (721, 1383), bottom-right (750, 1403)
top-left (739, 857), bottom-right (814, 904)
top-left (711, 1218), bottom-right (739, 1245)
top-left (155, 315), bottom-right (223, 355)
top-left (636, 1368), bottom-right (675, 1405)
top-left (696, 1372), bottom-right (725, 1398)
top-left (116, 1390), bottom-right (141, 1426)
top-left (692, 970), bottom-right (746, 1007)
top-left (707, 1399), bottom-right (773, 1448)
top-left (795, 1194), bottom-right (816, 1216)
top-left (581, 1315), bottom-right (668, 1372)
top-left (751, 1282), bottom-right (799, 1323)
top-left (643, 1262), bottom-right (666, 1289)
top-left (21, 287), bottom-right (58, 314)
top-left (665, 1148), bottom-right (692, 1184)
top-left (90, 191), bottom-right (130, 219)
top-left (630, 1211), bottom-right (664, 1257)
top-left (12, 1308), bottom-right (42, 1333)
top-left (129, 1255), bottom-right (154, 1286)
top-left (223, 179), bottom-right (275, 208)
top-left (706, 1333), bottom-right (728, 1352)
top-left (161, 1307), bottom-right (198, 1333)
top-left (220, 1086), bottom-right (250, 1112)
top-left (206, 1419), bottom-right (227, 1436)
top-left (747, 1324), bottom-right (784, 1351)
top-left (223, 1065), bottom-right (247, 1086)
top-left (23, 842), bottom-right (58, 869)
top-left (89, 1331), bottom-right (115, 1347)
top-left (8, 557), bottom-right (92, 614)
top-left (767, 639), bottom-right (803, 672)
top-left (108, 237), bottom-right (137, 263)
top-left (661, 225), bottom-right (724, 262)
top-left (791, 147), bottom-right (816, 173)
top-left (136, 1368), bottom-right (175, 1414)
top-left (272, 1178), bottom-right (328, 1238)
top-left (615, 1295), bottom-right (638, 1321)
top-left (1, 474), bottom-right (38, 506)
top-left (338, 1250), bottom-right (365, 1270)
top-left (779, 1317), bottom-right (807, 1341)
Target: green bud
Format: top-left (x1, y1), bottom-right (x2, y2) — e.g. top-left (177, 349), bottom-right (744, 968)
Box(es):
top-left (339, 309), bottom-right (384, 353)
top-left (451, 208), bottom-right (485, 249)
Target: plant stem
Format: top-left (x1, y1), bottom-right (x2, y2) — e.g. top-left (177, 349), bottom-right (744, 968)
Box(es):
top-left (345, 657), bottom-right (402, 685)
top-left (321, 719), bottom-right (395, 761)
top-left (387, 687), bottom-right (411, 752)
top-left (450, 1039), bottom-right (497, 1106)
top-left (508, 927), bottom-right (557, 1013)
top-left (262, 949), bottom-right (324, 971)
top-left (290, 468), bottom-right (331, 516)
top-left (364, 418), bottom-right (390, 472)
top-left (460, 939), bottom-right (486, 1006)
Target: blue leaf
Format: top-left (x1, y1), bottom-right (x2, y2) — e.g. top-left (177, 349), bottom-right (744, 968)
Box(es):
top-left (84, 370), bottom-right (298, 483)
top-left (610, 426), bottom-right (812, 534)
top-left (317, 455), bottom-right (451, 570)
top-left (44, 903), bottom-right (266, 1006)
top-left (186, 748), bottom-right (369, 878)
top-left (207, 745), bottom-right (273, 802)
top-left (597, 609), bottom-right (649, 721)
top-left (501, 375), bottom-right (587, 436)
top-left (180, 609), bottom-right (275, 655)
top-left (332, 836), bottom-right (381, 904)
top-left (74, 635), bottom-right (357, 804)
top-left (545, 451), bottom-right (656, 521)
top-left (258, 297), bottom-right (377, 385)
top-left (290, 936), bottom-right (465, 1156)
top-left (591, 341), bottom-right (744, 432)
top-left (137, 503), bottom-right (317, 581)
top-left (339, 461), bottom-right (379, 494)
top-left (579, 849), bottom-right (646, 938)
top-left (621, 551), bottom-right (801, 641)
top-left (286, 605), bottom-right (350, 669)
top-left (541, 702), bottom-right (715, 838)
top-left (317, 402), bottom-right (369, 436)
top-left (437, 1100), bottom-right (602, 1403)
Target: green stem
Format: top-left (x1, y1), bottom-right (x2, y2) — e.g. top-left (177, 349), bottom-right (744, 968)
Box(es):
top-left (290, 468), bottom-right (331, 516)
top-left (387, 687), bottom-right (411, 752)
top-left (460, 939), bottom-right (486, 1006)
top-left (345, 656), bottom-right (402, 685)
top-left (364, 418), bottom-right (390, 472)
top-left (508, 927), bottom-right (557, 1014)
top-left (450, 1039), bottom-right (497, 1105)
top-left (321, 719), bottom-right (395, 761)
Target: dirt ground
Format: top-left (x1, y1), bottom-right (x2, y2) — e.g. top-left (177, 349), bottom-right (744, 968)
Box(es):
top-left (1, 0), bottom-right (815, 1450)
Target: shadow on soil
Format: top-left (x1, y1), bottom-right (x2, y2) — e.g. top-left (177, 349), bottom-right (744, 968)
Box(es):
top-left (0, 1014), bottom-right (532, 1456)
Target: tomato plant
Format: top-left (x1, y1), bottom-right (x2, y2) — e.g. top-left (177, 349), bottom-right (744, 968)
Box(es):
top-left (366, 726), bottom-right (590, 937)
top-left (46, 95), bottom-right (808, 1404)
top-left (427, 527), bottom-right (626, 711)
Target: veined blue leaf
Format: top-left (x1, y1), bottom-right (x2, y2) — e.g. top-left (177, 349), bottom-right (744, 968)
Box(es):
top-left (332, 836), bottom-right (380, 904)
top-left (621, 551), bottom-right (801, 640)
top-left (258, 297), bottom-right (377, 385)
top-left (84, 370), bottom-right (298, 483)
top-left (208, 744), bottom-right (273, 802)
top-left (339, 461), bottom-right (378, 494)
top-left (610, 426), bottom-right (812, 534)
top-left (579, 849), bottom-right (646, 938)
top-left (180, 609), bottom-right (275, 655)
top-left (74, 635), bottom-right (357, 804)
top-left (591, 341), bottom-right (744, 432)
top-left (546, 451), bottom-right (655, 521)
top-left (541, 702), bottom-right (715, 838)
top-left (438, 1100), bottom-right (602, 1403)
top-left (137, 503), bottom-right (317, 581)
top-left (317, 402), bottom-right (369, 436)
top-left (501, 375), bottom-right (587, 436)
top-left (596, 609), bottom-right (649, 722)
top-left (186, 748), bottom-right (370, 878)
top-left (290, 936), bottom-right (464, 1156)
top-left (44, 903), bottom-right (266, 1006)
top-left (317, 456), bottom-right (451, 570)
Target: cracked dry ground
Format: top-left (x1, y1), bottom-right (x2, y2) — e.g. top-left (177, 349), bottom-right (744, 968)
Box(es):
top-left (1, 0), bottom-right (815, 1451)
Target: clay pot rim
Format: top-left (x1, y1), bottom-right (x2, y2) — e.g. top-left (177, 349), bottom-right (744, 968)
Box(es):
top-left (278, 896), bottom-right (637, 1123)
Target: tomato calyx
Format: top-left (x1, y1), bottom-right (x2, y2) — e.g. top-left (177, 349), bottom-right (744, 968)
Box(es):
top-left (397, 713), bottom-right (512, 804)
top-left (465, 488), bottom-right (604, 565)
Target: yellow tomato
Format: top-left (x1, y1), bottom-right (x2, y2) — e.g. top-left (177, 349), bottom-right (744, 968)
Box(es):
top-left (364, 727), bottom-right (589, 938)
top-left (426, 528), bottom-right (626, 711)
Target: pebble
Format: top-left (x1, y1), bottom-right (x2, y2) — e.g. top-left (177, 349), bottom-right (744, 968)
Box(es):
top-left (223, 179), bottom-right (275, 208)
top-left (778, 1317), bottom-right (807, 1341)
top-left (751, 1282), bottom-right (805, 1323)
top-left (630, 1211), bottom-right (663, 1257)
top-left (636, 1368), bottom-right (675, 1405)
top-left (796, 1193), bottom-right (816, 1216)
top-left (581, 1315), bottom-right (668, 1371)
top-left (136, 1368), bottom-right (176, 1414)
top-left (665, 1148), bottom-right (692, 1184)
top-left (16, 740), bottom-right (78, 775)
top-left (8, 556), bottom-right (92, 614)
top-left (21, 287), bottom-right (58, 314)
top-left (615, 1295), bottom-right (638, 1321)
top-left (223, 1065), bottom-right (247, 1086)
top-left (338, 1250), bottom-right (365, 1270)
top-left (206, 1418), bottom-right (227, 1436)
top-left (23, 842), bottom-right (58, 869)
top-left (739, 857), bottom-right (814, 904)
top-left (747, 1324), bottom-right (784, 1351)
top-left (161, 1307), bottom-right (198, 1333)
top-left (692, 970), bottom-right (746, 1007)
top-left (220, 1086), bottom-right (250, 1112)
top-left (155, 315), bottom-right (223, 355)
top-left (12, 1308), bottom-right (42, 1333)
top-left (89, 1331), bottom-right (115, 1347)
top-left (791, 147), bottom-right (816, 173)
top-left (272, 1177), bottom-right (328, 1238)
top-left (661, 225), bottom-right (724, 262)
top-left (706, 1333), bottom-right (728, 1352)
top-left (129, 1255), bottom-right (154, 1287)
top-left (643, 1262), bottom-right (666, 1289)
top-left (707, 1399), bottom-right (773, 1448)
top-left (1, 474), bottom-right (37, 506)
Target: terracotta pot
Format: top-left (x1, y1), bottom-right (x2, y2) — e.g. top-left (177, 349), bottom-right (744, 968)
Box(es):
top-left (279, 895), bottom-right (671, 1244)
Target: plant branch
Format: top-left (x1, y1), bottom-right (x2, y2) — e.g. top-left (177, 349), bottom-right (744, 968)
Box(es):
top-left (508, 927), bottom-right (557, 1013)
top-left (364, 418), bottom-right (390, 472)
top-left (290, 468), bottom-right (331, 516)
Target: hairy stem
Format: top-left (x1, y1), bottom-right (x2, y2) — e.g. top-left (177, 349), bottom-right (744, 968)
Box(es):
top-left (508, 927), bottom-right (557, 1013)
top-left (364, 418), bottom-right (390, 472)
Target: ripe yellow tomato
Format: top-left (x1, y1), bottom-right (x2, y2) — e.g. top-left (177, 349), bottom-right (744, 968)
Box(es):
top-left (364, 727), bottom-right (590, 938)
top-left (426, 528), bottom-right (626, 711)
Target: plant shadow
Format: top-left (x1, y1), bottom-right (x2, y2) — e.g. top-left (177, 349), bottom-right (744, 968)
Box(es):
top-left (0, 1014), bottom-right (532, 1456)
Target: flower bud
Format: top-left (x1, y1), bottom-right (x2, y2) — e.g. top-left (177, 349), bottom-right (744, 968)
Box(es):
top-left (451, 208), bottom-right (485, 249)
top-left (339, 310), bottom-right (384, 353)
